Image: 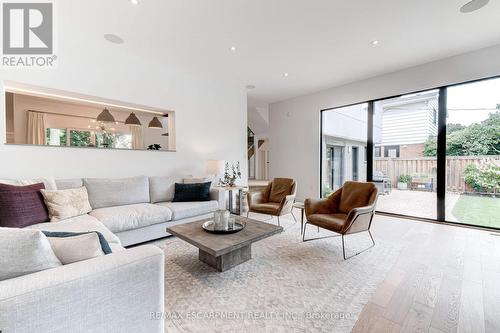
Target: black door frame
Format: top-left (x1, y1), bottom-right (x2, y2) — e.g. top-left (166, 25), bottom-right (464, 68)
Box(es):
top-left (352, 146), bottom-right (359, 181)
top-left (319, 74), bottom-right (500, 231)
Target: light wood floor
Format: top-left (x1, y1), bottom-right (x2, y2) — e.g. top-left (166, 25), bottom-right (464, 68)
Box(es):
top-left (352, 215), bottom-right (500, 333)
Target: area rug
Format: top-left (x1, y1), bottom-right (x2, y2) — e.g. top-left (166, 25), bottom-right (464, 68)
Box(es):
top-left (151, 215), bottom-right (401, 332)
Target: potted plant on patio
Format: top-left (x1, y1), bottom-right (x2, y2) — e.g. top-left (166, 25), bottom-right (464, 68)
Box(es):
top-left (397, 174), bottom-right (411, 190)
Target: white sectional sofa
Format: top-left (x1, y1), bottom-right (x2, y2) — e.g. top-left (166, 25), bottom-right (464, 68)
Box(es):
top-left (53, 175), bottom-right (223, 246)
top-left (0, 176), bottom-right (223, 333)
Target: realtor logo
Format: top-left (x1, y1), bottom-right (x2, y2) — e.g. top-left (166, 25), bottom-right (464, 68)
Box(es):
top-left (2, 1), bottom-right (56, 67)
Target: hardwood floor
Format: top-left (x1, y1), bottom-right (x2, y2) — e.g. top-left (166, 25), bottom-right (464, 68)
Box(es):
top-left (352, 215), bottom-right (500, 333)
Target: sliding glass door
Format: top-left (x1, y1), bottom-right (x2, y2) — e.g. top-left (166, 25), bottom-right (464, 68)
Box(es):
top-left (372, 90), bottom-right (439, 220)
top-left (445, 78), bottom-right (500, 228)
top-left (320, 75), bottom-right (499, 229)
top-left (321, 103), bottom-right (367, 197)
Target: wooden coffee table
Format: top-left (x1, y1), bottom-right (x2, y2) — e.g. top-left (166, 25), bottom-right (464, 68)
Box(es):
top-left (167, 216), bottom-right (283, 272)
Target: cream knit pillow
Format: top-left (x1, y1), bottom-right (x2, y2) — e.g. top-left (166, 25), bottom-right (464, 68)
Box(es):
top-left (41, 186), bottom-right (92, 222)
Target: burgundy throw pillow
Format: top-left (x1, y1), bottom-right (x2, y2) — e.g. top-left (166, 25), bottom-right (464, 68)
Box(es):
top-left (0, 183), bottom-right (49, 228)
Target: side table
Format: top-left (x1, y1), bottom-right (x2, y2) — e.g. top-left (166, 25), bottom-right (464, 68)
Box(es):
top-left (292, 202), bottom-right (306, 235)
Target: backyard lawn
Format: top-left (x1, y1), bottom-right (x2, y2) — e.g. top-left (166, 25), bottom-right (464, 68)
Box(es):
top-left (452, 195), bottom-right (500, 229)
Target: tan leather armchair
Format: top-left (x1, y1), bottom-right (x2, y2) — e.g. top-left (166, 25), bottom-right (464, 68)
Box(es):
top-left (247, 178), bottom-right (297, 226)
top-left (304, 181), bottom-right (378, 259)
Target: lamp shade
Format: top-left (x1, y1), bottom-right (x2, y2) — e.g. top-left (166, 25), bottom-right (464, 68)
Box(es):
top-left (96, 108), bottom-right (115, 123)
top-left (148, 116), bottom-right (163, 129)
top-left (125, 112), bottom-right (142, 126)
top-left (207, 160), bottom-right (225, 176)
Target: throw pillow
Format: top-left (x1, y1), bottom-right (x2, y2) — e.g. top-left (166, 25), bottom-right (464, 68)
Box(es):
top-left (42, 231), bottom-right (112, 255)
top-left (0, 176), bottom-right (57, 190)
top-left (0, 183), bottom-right (49, 228)
top-left (0, 228), bottom-right (61, 281)
top-left (42, 232), bottom-right (108, 264)
top-left (40, 186), bottom-right (92, 222)
top-left (172, 181), bottom-right (212, 202)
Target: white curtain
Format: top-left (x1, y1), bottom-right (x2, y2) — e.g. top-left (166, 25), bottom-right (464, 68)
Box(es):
top-left (130, 125), bottom-right (143, 149)
top-left (27, 111), bottom-right (47, 145)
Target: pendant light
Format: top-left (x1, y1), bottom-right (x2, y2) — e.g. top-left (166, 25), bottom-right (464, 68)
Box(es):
top-left (96, 108), bottom-right (115, 123)
top-left (148, 116), bottom-right (163, 129)
top-left (125, 112), bottom-right (142, 126)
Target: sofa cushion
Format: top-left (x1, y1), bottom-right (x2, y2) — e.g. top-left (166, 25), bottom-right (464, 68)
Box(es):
top-left (55, 178), bottom-right (83, 190)
top-left (89, 203), bottom-right (172, 233)
top-left (0, 176), bottom-right (57, 190)
top-left (0, 183), bottom-right (49, 228)
top-left (40, 187), bottom-right (92, 222)
top-left (0, 228), bottom-right (61, 281)
top-left (149, 176), bottom-right (182, 203)
top-left (109, 242), bottom-right (125, 252)
top-left (27, 214), bottom-right (121, 245)
top-left (83, 176), bottom-right (150, 209)
top-left (156, 201), bottom-right (218, 220)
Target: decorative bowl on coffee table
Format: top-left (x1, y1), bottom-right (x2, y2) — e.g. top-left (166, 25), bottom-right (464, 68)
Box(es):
top-left (202, 219), bottom-right (246, 234)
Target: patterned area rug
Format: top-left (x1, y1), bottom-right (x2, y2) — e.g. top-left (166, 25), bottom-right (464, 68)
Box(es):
top-left (151, 215), bottom-right (402, 332)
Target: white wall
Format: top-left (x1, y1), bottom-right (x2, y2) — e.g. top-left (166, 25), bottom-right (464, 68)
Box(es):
top-left (269, 44), bottom-right (500, 200)
top-left (0, 70), bottom-right (247, 182)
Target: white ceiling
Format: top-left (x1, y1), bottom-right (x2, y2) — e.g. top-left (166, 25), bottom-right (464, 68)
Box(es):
top-left (51, 1), bottom-right (500, 104)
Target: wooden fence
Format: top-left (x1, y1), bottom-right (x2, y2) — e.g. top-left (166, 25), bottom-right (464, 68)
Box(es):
top-left (374, 156), bottom-right (500, 193)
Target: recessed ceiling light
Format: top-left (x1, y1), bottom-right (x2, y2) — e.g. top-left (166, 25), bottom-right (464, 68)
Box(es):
top-left (371, 40), bottom-right (380, 45)
top-left (283, 72), bottom-right (289, 77)
top-left (104, 34), bottom-right (124, 44)
top-left (245, 85), bottom-right (256, 90)
top-left (460, 0), bottom-right (489, 13)
top-left (130, 0), bottom-right (139, 5)
top-left (230, 46), bottom-right (237, 52)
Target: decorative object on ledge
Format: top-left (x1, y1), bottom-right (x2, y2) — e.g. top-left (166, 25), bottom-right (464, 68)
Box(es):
top-left (219, 161), bottom-right (241, 187)
top-left (147, 144), bottom-right (162, 150)
top-left (124, 112), bottom-right (141, 126)
top-left (148, 116), bottom-right (163, 129)
top-left (96, 108), bottom-right (115, 123)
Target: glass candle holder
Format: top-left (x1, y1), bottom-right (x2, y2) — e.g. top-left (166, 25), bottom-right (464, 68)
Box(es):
top-left (213, 209), bottom-right (229, 230)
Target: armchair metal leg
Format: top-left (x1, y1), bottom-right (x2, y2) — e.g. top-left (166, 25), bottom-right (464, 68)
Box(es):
top-left (342, 230), bottom-right (376, 260)
top-left (302, 223), bottom-right (341, 242)
top-left (291, 210), bottom-right (297, 222)
top-left (303, 223), bottom-right (375, 260)
top-left (277, 216), bottom-right (281, 227)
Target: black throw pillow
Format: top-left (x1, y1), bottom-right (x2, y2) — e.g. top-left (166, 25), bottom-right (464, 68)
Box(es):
top-left (172, 182), bottom-right (212, 202)
top-left (41, 231), bottom-right (113, 254)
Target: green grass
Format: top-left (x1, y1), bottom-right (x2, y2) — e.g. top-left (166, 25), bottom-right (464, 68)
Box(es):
top-left (452, 195), bottom-right (500, 228)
